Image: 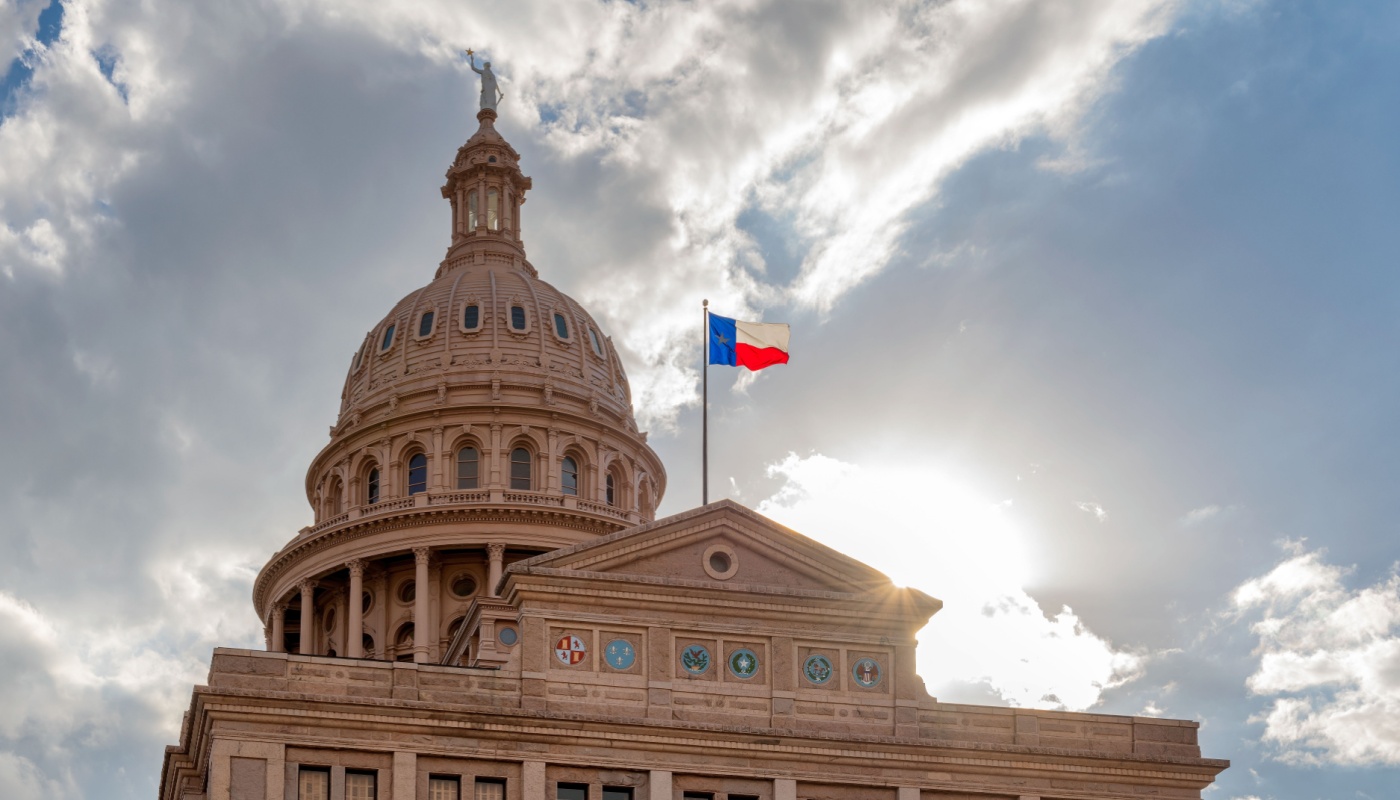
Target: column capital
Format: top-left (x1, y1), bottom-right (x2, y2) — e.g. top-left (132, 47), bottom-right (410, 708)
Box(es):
top-left (297, 578), bottom-right (319, 594)
top-left (271, 600), bottom-right (288, 613)
top-left (346, 558), bottom-right (367, 578)
top-left (487, 542), bottom-right (506, 560)
top-left (412, 546), bottom-right (432, 565)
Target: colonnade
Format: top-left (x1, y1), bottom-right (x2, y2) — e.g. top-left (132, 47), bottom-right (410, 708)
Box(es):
top-left (268, 542), bottom-right (508, 663)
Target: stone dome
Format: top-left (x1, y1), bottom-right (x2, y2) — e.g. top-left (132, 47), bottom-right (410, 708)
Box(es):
top-left (251, 110), bottom-right (666, 663)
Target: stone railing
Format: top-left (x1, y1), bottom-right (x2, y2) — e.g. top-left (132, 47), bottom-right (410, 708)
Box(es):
top-left (504, 491), bottom-right (565, 507)
top-left (576, 499), bottom-right (629, 521)
top-left (307, 511), bottom-right (350, 536)
top-left (429, 491), bottom-right (491, 505)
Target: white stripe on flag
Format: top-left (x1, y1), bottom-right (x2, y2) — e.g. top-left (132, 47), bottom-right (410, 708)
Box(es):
top-left (734, 320), bottom-right (790, 352)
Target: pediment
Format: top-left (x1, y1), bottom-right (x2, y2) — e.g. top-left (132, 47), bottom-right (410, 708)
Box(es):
top-left (511, 500), bottom-right (906, 597)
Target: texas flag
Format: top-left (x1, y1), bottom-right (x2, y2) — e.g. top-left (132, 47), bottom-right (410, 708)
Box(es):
top-left (708, 313), bottom-right (790, 371)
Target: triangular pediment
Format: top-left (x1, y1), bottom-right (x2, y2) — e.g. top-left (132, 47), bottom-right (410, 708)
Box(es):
top-left (510, 500), bottom-right (933, 604)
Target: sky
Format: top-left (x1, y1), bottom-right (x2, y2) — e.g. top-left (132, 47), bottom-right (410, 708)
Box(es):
top-left (1, 0), bottom-right (1398, 798)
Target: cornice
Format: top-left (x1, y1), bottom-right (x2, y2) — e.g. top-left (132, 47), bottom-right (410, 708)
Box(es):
top-left (252, 505), bottom-right (625, 612)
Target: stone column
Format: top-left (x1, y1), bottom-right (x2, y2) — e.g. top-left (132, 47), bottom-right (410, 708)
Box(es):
top-left (393, 751), bottom-right (417, 800)
top-left (270, 602), bottom-right (286, 653)
top-left (371, 568), bottom-right (389, 658)
top-left (489, 422), bottom-right (503, 488)
top-left (412, 547), bottom-right (431, 663)
top-left (430, 425), bottom-right (445, 492)
top-left (487, 543), bottom-right (505, 597)
top-left (648, 771), bottom-right (671, 800)
top-left (347, 559), bottom-right (366, 658)
top-left (523, 761), bottom-right (546, 800)
top-left (546, 427), bottom-right (560, 494)
top-left (297, 580), bottom-right (317, 655)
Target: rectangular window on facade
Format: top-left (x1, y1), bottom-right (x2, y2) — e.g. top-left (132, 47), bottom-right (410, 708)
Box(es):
top-left (730, 795), bottom-right (761, 800)
top-left (297, 767), bottom-right (330, 800)
top-left (346, 770), bottom-right (376, 800)
top-left (476, 778), bottom-right (506, 800)
top-left (557, 783), bottom-right (588, 800)
top-left (430, 776), bottom-right (462, 800)
top-left (603, 788), bottom-right (633, 800)
top-left (682, 794), bottom-right (714, 800)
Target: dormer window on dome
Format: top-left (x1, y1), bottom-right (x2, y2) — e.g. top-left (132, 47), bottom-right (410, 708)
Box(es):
top-left (380, 324), bottom-right (396, 352)
top-left (553, 312), bottom-right (570, 340)
top-left (462, 303), bottom-right (481, 332)
top-left (417, 311), bottom-right (435, 338)
top-left (589, 327), bottom-right (604, 357)
top-left (510, 305), bottom-right (527, 331)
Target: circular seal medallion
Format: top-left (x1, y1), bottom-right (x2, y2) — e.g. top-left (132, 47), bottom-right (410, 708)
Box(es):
top-left (727, 648), bottom-right (759, 679)
top-left (680, 644), bottom-right (711, 675)
top-left (603, 638), bottom-right (636, 670)
top-left (851, 657), bottom-right (882, 688)
top-left (554, 634), bottom-right (587, 666)
top-left (803, 654), bottom-right (834, 685)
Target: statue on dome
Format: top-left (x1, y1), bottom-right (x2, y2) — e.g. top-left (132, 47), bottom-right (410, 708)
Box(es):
top-left (466, 49), bottom-right (504, 111)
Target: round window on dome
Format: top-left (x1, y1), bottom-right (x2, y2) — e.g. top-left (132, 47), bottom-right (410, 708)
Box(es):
top-left (398, 581), bottom-right (416, 604)
top-left (450, 574), bottom-right (478, 598)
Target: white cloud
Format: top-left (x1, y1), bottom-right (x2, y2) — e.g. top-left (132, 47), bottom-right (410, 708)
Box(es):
top-left (1075, 500), bottom-right (1109, 522)
top-left (1233, 546), bottom-right (1400, 765)
top-left (758, 452), bottom-right (1143, 710)
top-left (1181, 504), bottom-right (1222, 525)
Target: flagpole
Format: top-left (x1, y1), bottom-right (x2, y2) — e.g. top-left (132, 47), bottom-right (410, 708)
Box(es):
top-left (702, 299), bottom-right (709, 505)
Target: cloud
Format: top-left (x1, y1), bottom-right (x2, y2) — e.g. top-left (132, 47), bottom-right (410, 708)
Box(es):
top-left (1233, 546), bottom-right (1400, 765)
top-left (1181, 503), bottom-right (1222, 525)
top-left (758, 452), bottom-right (1143, 710)
top-left (1075, 500), bottom-right (1109, 522)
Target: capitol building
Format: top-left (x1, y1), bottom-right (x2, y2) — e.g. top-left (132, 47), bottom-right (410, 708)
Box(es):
top-left (157, 91), bottom-right (1227, 800)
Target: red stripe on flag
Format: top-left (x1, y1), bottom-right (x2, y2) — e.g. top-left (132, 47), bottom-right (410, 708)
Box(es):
top-left (735, 344), bottom-right (789, 371)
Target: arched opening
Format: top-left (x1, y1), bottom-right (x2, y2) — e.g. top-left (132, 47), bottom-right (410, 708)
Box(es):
top-left (561, 455), bottom-right (579, 496)
top-left (456, 446), bottom-right (480, 489)
top-left (407, 453), bottom-right (428, 495)
top-left (605, 472), bottom-right (617, 507)
top-left (509, 304), bottom-right (527, 331)
top-left (487, 188), bottom-right (500, 230)
top-left (468, 189), bottom-right (478, 229)
top-left (510, 447), bottom-right (532, 490)
top-left (553, 312), bottom-right (569, 339)
top-left (463, 303), bottom-right (480, 330)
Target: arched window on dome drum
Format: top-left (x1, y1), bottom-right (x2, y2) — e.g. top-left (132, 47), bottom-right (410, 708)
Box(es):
top-left (510, 305), bottom-right (527, 331)
top-left (380, 324), bottom-right (395, 352)
top-left (456, 446), bottom-right (479, 489)
top-left (463, 303), bottom-right (480, 330)
top-left (510, 447), bottom-right (532, 490)
top-left (554, 312), bottom-right (569, 339)
top-left (407, 453), bottom-right (428, 495)
top-left (418, 311), bottom-right (434, 337)
top-left (367, 468), bottom-right (380, 504)
top-left (468, 189), bottom-right (478, 229)
top-left (605, 473), bottom-right (616, 506)
top-left (561, 456), bottom-right (579, 496)
top-left (487, 188), bottom-right (499, 231)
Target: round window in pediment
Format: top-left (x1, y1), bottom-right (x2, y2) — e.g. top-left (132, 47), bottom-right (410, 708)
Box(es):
top-left (702, 543), bottom-right (739, 581)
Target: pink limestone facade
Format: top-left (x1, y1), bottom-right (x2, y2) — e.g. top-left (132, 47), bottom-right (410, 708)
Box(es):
top-left (158, 109), bottom-right (1227, 800)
